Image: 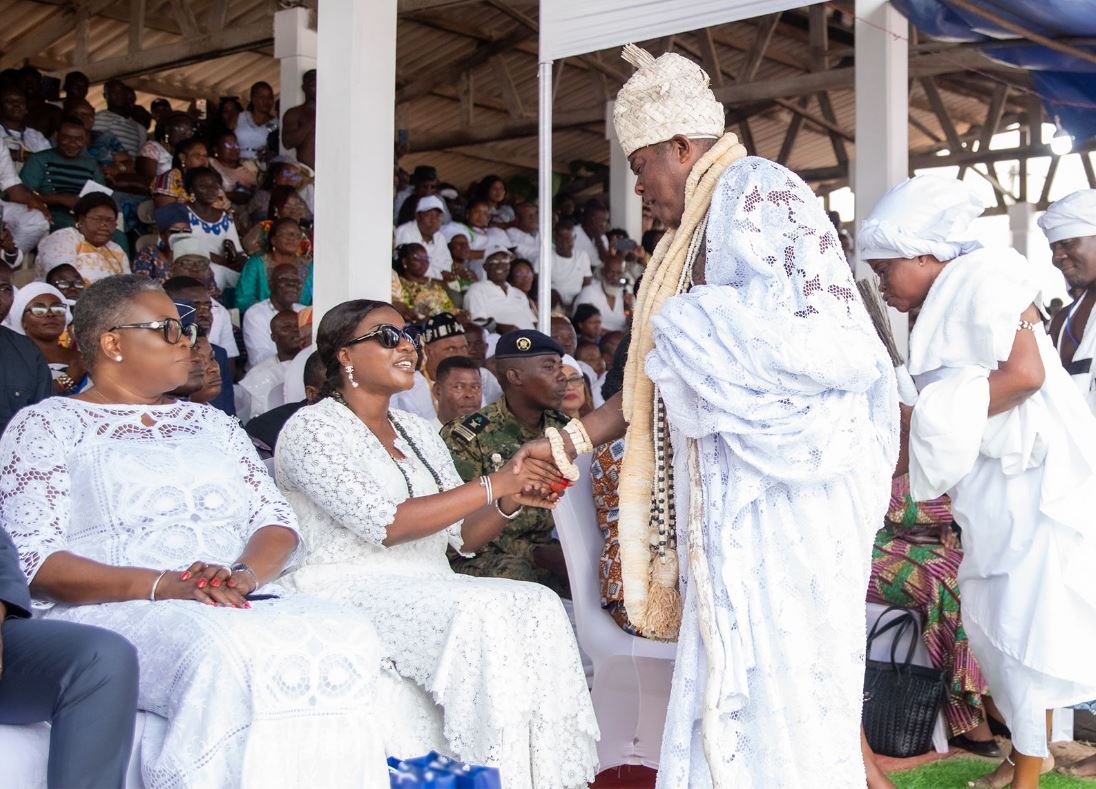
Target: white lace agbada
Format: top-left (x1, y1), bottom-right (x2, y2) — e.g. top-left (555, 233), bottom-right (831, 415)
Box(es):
top-left (275, 398), bottom-right (599, 789)
top-left (0, 398), bottom-right (392, 789)
top-left (645, 158), bottom-right (899, 788)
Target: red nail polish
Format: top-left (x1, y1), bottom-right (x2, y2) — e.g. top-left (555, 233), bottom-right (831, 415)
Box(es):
top-left (226, 579), bottom-right (236, 587)
top-left (197, 579), bottom-right (206, 588)
top-left (180, 572), bottom-right (190, 581)
top-left (211, 579), bottom-right (221, 587)
top-left (243, 602), bottom-right (252, 609)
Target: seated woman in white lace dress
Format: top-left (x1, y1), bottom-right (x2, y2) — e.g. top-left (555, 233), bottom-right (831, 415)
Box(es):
top-left (0, 276), bottom-right (392, 789)
top-left (275, 300), bottom-right (600, 789)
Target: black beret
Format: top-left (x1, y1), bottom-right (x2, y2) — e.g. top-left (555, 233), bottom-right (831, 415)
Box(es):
top-left (493, 329), bottom-right (564, 359)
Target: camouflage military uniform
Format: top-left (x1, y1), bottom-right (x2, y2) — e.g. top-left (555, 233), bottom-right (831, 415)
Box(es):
top-left (441, 396), bottom-right (571, 597)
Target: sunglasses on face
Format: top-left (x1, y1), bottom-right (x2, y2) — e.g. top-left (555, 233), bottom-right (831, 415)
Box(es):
top-left (25, 304), bottom-right (68, 317)
top-left (109, 317), bottom-right (198, 348)
top-left (345, 323), bottom-right (420, 350)
top-left (50, 279), bottom-right (85, 291)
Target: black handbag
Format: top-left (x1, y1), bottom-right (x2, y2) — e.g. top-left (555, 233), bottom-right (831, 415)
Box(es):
top-left (862, 606), bottom-right (949, 758)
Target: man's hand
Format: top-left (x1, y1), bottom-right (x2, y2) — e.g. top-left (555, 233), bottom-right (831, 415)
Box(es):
top-left (0, 600), bottom-right (7, 680)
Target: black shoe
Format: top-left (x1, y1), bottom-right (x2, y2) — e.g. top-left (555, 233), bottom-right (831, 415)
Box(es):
top-left (950, 734), bottom-right (1002, 758)
top-left (987, 715), bottom-right (1012, 740)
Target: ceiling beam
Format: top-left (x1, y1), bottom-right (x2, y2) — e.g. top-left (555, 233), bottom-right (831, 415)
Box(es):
top-left (1, 0), bottom-right (115, 69)
top-left (396, 26), bottom-right (534, 104)
top-left (74, 22), bottom-right (274, 83)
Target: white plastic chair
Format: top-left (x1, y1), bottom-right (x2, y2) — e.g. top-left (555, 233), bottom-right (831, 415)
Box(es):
top-left (553, 452), bottom-right (677, 771)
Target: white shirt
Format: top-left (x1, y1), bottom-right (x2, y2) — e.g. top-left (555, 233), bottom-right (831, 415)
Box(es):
top-left (242, 299), bottom-right (303, 369)
top-left (0, 125), bottom-right (50, 170)
top-left (235, 111), bottom-right (278, 159)
top-left (480, 367), bottom-right (502, 405)
top-left (210, 300), bottom-right (239, 359)
top-left (506, 227), bottom-right (540, 270)
top-left (573, 281), bottom-right (628, 333)
top-left (0, 145), bottom-right (20, 192)
top-left (550, 250), bottom-right (592, 309)
top-left (186, 208), bottom-right (243, 290)
top-left (92, 110), bottom-right (147, 156)
top-left (464, 280), bottom-right (536, 330)
top-left (391, 366), bottom-right (505, 422)
top-left (235, 356), bottom-right (290, 425)
top-left (574, 225), bottom-right (607, 271)
top-left (394, 221), bottom-right (453, 279)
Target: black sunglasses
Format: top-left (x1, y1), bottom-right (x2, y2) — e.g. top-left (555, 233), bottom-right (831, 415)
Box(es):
top-left (109, 317), bottom-right (198, 348)
top-left (345, 323), bottom-right (420, 350)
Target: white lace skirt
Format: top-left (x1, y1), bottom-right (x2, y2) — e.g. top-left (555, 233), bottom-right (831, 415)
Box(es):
top-left (285, 564), bottom-right (600, 789)
top-left (44, 594), bottom-right (390, 789)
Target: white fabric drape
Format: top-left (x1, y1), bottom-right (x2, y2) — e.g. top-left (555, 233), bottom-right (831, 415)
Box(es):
top-left (540, 0), bottom-right (816, 61)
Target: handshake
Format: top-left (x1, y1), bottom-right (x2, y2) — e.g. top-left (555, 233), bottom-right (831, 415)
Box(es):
top-left (496, 421), bottom-right (592, 511)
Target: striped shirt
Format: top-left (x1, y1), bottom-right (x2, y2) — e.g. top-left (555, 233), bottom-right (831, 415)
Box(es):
top-left (20, 149), bottom-right (104, 198)
top-left (92, 110), bottom-right (147, 156)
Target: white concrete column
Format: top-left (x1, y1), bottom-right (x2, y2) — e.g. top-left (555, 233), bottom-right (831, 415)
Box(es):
top-left (274, 7), bottom-right (317, 163)
top-left (1008, 200), bottom-right (1036, 259)
top-left (606, 100), bottom-right (642, 242)
top-left (854, 0), bottom-right (909, 356)
top-left (314, 0), bottom-right (396, 328)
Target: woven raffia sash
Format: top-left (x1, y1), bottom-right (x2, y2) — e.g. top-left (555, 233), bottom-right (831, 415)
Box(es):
top-left (617, 133), bottom-right (747, 639)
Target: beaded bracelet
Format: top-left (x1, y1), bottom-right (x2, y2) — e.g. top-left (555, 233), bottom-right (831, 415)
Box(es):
top-left (563, 419), bottom-right (593, 455)
top-left (545, 427), bottom-right (581, 481)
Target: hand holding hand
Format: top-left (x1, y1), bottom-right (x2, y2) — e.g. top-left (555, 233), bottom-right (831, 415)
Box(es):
top-left (156, 562), bottom-right (251, 608)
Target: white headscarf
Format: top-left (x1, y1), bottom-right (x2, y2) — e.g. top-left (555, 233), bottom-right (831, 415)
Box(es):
top-left (2, 282), bottom-right (70, 335)
top-left (1037, 188), bottom-right (1096, 243)
top-left (858, 174), bottom-right (987, 262)
top-left (612, 45), bottom-right (725, 157)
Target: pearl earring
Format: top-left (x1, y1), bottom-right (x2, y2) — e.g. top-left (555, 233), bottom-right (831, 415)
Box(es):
top-left (345, 364), bottom-right (359, 388)
top-left (114, 355), bottom-right (123, 362)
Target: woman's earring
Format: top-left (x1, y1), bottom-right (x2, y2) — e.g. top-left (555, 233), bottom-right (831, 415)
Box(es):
top-left (345, 364), bottom-right (359, 388)
top-left (114, 355), bottom-right (123, 362)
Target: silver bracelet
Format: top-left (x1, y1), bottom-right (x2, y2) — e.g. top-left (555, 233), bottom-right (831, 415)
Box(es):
top-left (231, 563), bottom-right (260, 593)
top-left (150, 569), bottom-right (169, 602)
top-left (494, 499), bottom-right (523, 520)
top-left (1018, 319), bottom-right (1035, 332)
top-left (479, 475), bottom-right (494, 504)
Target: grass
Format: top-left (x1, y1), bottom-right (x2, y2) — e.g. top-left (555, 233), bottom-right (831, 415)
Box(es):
top-left (891, 757), bottom-right (1096, 788)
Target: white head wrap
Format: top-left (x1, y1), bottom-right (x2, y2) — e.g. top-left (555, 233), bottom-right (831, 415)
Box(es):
top-left (2, 282), bottom-right (70, 334)
top-left (1037, 188), bottom-right (1096, 243)
top-left (612, 44), bottom-right (725, 158)
top-left (560, 353), bottom-right (580, 373)
top-left (169, 233), bottom-right (211, 261)
top-left (858, 174), bottom-right (987, 262)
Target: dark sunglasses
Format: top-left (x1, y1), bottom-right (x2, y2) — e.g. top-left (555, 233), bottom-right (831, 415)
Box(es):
top-left (25, 304), bottom-right (68, 318)
top-left (345, 323), bottom-right (420, 350)
top-left (109, 317), bottom-right (198, 348)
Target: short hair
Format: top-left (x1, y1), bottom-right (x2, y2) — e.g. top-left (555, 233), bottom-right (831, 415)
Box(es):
top-left (73, 275), bottom-right (162, 368)
top-left (150, 98), bottom-right (171, 111)
top-left (554, 218), bottom-right (575, 234)
top-left (582, 199), bottom-right (608, 218)
top-left (250, 80), bottom-right (273, 97)
top-left (162, 276), bottom-right (206, 297)
top-left (435, 355), bottom-right (479, 383)
top-left (572, 303), bottom-right (601, 324)
top-left (268, 185), bottom-right (302, 220)
top-left (183, 165), bottom-right (221, 193)
top-left (73, 192), bottom-right (118, 220)
top-left (303, 351), bottom-right (325, 390)
top-left (266, 217), bottom-right (301, 252)
top-left (411, 165), bottom-right (437, 185)
top-left (58, 114), bottom-right (87, 132)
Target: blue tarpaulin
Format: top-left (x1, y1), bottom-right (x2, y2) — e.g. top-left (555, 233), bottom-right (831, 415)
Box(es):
top-left (892, 0), bottom-right (1096, 142)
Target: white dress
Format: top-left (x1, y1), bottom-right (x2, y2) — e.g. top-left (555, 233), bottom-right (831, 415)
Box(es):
top-left (275, 398), bottom-right (600, 789)
top-left (645, 158), bottom-right (898, 788)
top-left (0, 398), bottom-right (391, 789)
top-left (907, 249), bottom-right (1096, 756)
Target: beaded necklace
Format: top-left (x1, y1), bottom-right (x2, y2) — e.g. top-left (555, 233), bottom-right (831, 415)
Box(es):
top-left (330, 391), bottom-right (444, 497)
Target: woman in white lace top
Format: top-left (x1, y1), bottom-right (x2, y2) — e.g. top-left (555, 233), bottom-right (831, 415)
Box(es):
top-left (275, 300), bottom-right (600, 789)
top-left (0, 276), bottom-right (393, 788)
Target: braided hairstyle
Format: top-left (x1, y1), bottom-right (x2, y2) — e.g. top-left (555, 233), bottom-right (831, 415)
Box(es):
top-left (315, 299), bottom-right (392, 398)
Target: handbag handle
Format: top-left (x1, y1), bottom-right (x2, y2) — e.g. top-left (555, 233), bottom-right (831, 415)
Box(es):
top-left (866, 606), bottom-right (922, 673)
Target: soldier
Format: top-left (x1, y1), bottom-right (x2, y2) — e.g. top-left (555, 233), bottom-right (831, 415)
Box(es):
top-left (441, 329), bottom-right (571, 595)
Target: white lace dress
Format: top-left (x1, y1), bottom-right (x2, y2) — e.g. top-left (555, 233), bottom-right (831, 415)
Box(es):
top-left (645, 158), bottom-right (899, 788)
top-left (275, 398), bottom-right (600, 789)
top-left (0, 398), bottom-right (391, 789)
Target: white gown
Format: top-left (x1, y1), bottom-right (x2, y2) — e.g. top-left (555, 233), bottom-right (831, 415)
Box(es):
top-left (0, 398), bottom-right (391, 789)
top-left (644, 158), bottom-right (898, 788)
top-left (275, 398), bottom-right (600, 789)
top-left (908, 249), bottom-right (1096, 757)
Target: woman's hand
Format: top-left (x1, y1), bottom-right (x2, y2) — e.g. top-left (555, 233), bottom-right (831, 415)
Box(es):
top-left (508, 438), bottom-right (557, 476)
top-left (157, 562), bottom-right (252, 608)
top-left (493, 456), bottom-right (564, 499)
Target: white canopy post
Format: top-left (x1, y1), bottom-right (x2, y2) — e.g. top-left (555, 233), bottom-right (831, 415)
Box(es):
top-left (314, 0), bottom-right (397, 330)
top-left (537, 44), bottom-right (554, 330)
top-left (606, 100), bottom-right (643, 243)
top-left (274, 6), bottom-right (317, 163)
top-left (854, 0), bottom-right (909, 357)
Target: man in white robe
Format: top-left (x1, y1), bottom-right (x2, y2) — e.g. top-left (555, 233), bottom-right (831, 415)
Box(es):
top-left (1039, 189), bottom-right (1096, 415)
top-left (514, 46), bottom-right (898, 788)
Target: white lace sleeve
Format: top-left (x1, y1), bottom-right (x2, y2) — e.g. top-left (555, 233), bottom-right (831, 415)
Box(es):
top-left (0, 406), bottom-right (72, 581)
top-left (211, 407), bottom-right (300, 546)
top-left (277, 404), bottom-right (398, 545)
top-left (393, 411), bottom-right (469, 554)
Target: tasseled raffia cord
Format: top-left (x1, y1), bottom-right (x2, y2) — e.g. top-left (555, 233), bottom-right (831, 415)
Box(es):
top-left (617, 132), bottom-right (747, 640)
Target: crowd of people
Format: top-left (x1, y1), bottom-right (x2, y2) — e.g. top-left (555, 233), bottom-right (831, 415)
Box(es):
top-left (1, 49), bottom-right (1095, 789)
